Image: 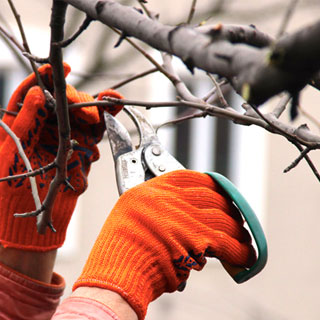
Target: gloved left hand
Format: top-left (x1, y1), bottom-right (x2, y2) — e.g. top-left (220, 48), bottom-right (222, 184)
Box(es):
top-left (0, 63), bottom-right (123, 251)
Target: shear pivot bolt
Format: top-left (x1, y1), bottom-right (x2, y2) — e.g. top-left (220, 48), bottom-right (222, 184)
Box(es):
top-left (152, 146), bottom-right (161, 156)
top-left (158, 165), bottom-right (166, 172)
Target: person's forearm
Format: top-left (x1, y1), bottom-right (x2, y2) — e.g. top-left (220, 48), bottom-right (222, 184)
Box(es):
top-left (71, 287), bottom-right (138, 320)
top-left (0, 245), bottom-right (57, 283)
top-left (0, 260), bottom-right (65, 320)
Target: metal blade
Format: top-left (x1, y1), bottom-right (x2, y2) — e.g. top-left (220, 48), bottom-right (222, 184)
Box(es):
top-left (104, 111), bottom-right (133, 161)
top-left (124, 106), bottom-right (159, 147)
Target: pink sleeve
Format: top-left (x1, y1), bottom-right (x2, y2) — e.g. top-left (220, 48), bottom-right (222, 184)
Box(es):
top-left (0, 262), bottom-right (120, 320)
top-left (52, 296), bottom-right (120, 320)
top-left (0, 262), bottom-right (65, 320)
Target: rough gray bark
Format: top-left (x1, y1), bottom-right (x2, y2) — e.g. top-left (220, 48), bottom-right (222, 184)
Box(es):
top-left (63, 0), bottom-right (320, 106)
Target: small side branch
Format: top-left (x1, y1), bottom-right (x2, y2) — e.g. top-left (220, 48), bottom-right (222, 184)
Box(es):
top-left (7, 0), bottom-right (46, 91)
top-left (276, 0), bottom-right (299, 38)
top-left (284, 146), bottom-right (315, 173)
top-left (111, 67), bottom-right (158, 89)
top-left (58, 14), bottom-right (93, 47)
top-left (0, 162), bottom-right (56, 183)
top-left (187, 0), bottom-right (197, 24)
top-left (0, 120), bottom-right (42, 213)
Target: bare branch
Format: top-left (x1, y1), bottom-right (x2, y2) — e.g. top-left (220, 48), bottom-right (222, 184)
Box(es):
top-left (22, 0), bottom-right (71, 234)
top-left (22, 52), bottom-right (49, 64)
top-left (206, 73), bottom-right (228, 108)
top-left (0, 108), bottom-right (18, 116)
top-left (298, 105), bottom-right (320, 131)
top-left (276, 0), bottom-right (299, 39)
top-left (111, 67), bottom-right (158, 90)
top-left (196, 23), bottom-right (273, 48)
top-left (0, 162), bottom-right (56, 183)
top-left (58, 14), bottom-right (93, 47)
top-left (35, 0), bottom-right (71, 234)
top-left (187, 0), bottom-right (197, 24)
top-left (7, 0), bottom-right (46, 91)
top-left (157, 110), bottom-right (207, 131)
top-left (109, 26), bottom-right (177, 84)
top-left (272, 94), bottom-right (291, 118)
top-left (0, 24), bottom-right (24, 51)
top-left (161, 52), bottom-right (203, 103)
top-left (284, 146), bottom-right (315, 173)
top-left (0, 119), bottom-right (42, 213)
top-left (69, 97), bottom-right (320, 147)
top-left (63, 0), bottom-right (320, 107)
top-left (0, 26), bottom-right (32, 73)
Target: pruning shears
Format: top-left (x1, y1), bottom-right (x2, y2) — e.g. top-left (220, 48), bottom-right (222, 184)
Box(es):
top-left (104, 106), bottom-right (268, 283)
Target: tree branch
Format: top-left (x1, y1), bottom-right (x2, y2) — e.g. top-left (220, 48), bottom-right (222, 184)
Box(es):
top-left (7, 0), bottom-right (46, 91)
top-left (0, 162), bottom-right (56, 183)
top-left (37, 0), bottom-right (71, 234)
top-left (23, 0), bottom-right (71, 234)
top-left (63, 0), bottom-right (320, 106)
top-left (0, 120), bottom-right (42, 213)
top-left (69, 97), bottom-right (320, 147)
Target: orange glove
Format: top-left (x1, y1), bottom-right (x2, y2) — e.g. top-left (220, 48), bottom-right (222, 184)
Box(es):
top-left (0, 63), bottom-right (123, 251)
top-left (73, 170), bottom-right (257, 319)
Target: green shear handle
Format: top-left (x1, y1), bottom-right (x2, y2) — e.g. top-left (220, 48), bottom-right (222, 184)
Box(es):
top-left (206, 172), bottom-right (268, 283)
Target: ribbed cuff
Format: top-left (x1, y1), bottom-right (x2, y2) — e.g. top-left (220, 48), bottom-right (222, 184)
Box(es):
top-left (0, 191), bottom-right (77, 251)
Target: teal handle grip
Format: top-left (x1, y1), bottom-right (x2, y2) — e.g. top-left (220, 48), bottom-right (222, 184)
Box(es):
top-left (206, 172), bottom-right (268, 283)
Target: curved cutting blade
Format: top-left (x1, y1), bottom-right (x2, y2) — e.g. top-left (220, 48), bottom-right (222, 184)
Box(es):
top-left (104, 111), bottom-right (133, 161)
top-left (124, 106), bottom-right (159, 147)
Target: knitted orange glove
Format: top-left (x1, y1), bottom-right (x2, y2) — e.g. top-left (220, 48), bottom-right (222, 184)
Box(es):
top-left (73, 170), bottom-right (257, 319)
top-left (0, 63), bottom-right (123, 251)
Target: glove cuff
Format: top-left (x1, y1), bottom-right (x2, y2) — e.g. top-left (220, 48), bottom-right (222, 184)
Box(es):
top-left (73, 222), bottom-right (169, 320)
top-left (0, 190), bottom-right (78, 251)
top-left (73, 190), bottom-right (183, 320)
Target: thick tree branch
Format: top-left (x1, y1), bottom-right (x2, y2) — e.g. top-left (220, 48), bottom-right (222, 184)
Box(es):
top-left (63, 0), bottom-right (320, 106)
top-left (37, 0), bottom-right (71, 234)
top-left (24, 0), bottom-right (71, 234)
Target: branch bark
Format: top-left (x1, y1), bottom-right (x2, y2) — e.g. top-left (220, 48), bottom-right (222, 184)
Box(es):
top-left (63, 0), bottom-right (320, 105)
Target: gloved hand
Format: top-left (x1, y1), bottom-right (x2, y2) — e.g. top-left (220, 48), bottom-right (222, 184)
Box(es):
top-left (0, 63), bottom-right (123, 251)
top-left (73, 170), bottom-right (257, 320)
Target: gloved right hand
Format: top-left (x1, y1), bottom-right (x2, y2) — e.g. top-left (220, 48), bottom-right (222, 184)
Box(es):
top-left (73, 170), bottom-right (257, 320)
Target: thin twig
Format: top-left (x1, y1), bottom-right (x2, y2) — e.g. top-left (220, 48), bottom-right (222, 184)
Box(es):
top-left (22, 52), bottom-right (49, 64)
top-left (207, 73), bottom-right (228, 108)
top-left (0, 162), bottom-right (56, 183)
top-left (0, 25), bottom-right (24, 51)
top-left (58, 14), bottom-right (93, 47)
top-left (187, 0), bottom-right (197, 24)
top-left (0, 108), bottom-right (18, 116)
top-left (298, 105), bottom-right (320, 131)
top-left (161, 52), bottom-right (203, 102)
top-left (157, 110), bottom-right (207, 131)
top-left (250, 104), bottom-right (320, 181)
top-left (109, 26), bottom-right (178, 85)
top-left (137, 0), bottom-right (152, 18)
top-left (69, 98), bottom-right (320, 146)
top-left (7, 0), bottom-right (46, 90)
top-left (111, 67), bottom-right (158, 89)
top-left (0, 26), bottom-right (32, 73)
top-left (284, 146), bottom-right (315, 173)
top-left (0, 119), bottom-right (42, 212)
top-left (272, 94), bottom-right (291, 118)
top-left (276, 0), bottom-right (299, 38)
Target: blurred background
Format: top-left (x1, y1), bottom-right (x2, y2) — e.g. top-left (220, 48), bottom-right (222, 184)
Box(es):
top-left (1, 0), bottom-right (320, 319)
